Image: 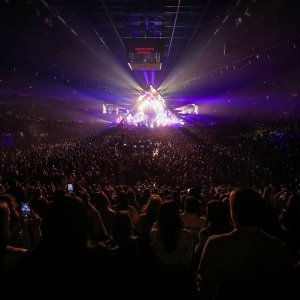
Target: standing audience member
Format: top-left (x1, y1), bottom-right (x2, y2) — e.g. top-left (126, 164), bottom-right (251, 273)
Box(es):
top-left (112, 191), bottom-right (138, 226)
top-left (180, 196), bottom-right (206, 241)
top-left (0, 201), bottom-right (27, 279)
top-left (150, 200), bottom-right (196, 298)
top-left (198, 188), bottom-right (297, 300)
top-left (195, 199), bottom-right (232, 262)
top-left (18, 195), bottom-right (116, 295)
top-left (92, 191), bottom-right (116, 235)
top-left (137, 195), bottom-right (162, 244)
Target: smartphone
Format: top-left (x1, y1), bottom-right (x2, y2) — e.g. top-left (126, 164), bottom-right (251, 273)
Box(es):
top-left (67, 183), bottom-right (74, 193)
top-left (20, 201), bottom-right (31, 219)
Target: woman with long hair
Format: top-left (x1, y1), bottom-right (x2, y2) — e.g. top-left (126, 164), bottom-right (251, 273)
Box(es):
top-left (150, 200), bottom-right (193, 266)
top-left (137, 195), bottom-right (162, 244)
top-left (150, 200), bottom-right (196, 298)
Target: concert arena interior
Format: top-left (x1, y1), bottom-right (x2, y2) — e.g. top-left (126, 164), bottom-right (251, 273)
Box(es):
top-left (0, 0), bottom-right (300, 298)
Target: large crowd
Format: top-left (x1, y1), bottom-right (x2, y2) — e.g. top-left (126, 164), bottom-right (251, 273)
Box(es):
top-left (1, 114), bottom-right (300, 298)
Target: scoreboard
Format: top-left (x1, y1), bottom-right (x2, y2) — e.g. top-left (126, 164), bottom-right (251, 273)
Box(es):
top-left (127, 39), bottom-right (163, 70)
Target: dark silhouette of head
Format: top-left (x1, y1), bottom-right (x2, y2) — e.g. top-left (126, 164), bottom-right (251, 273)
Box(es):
top-left (42, 195), bottom-right (88, 249)
top-left (92, 191), bottom-right (111, 211)
top-left (112, 211), bottom-right (132, 245)
top-left (185, 196), bottom-right (200, 215)
top-left (157, 200), bottom-right (182, 252)
top-left (145, 195), bottom-right (162, 219)
top-left (230, 188), bottom-right (264, 228)
top-left (116, 191), bottom-right (129, 210)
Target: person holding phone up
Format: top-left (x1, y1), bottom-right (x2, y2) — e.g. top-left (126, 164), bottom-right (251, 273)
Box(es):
top-left (2, 195), bottom-right (42, 251)
top-left (0, 198), bottom-right (27, 279)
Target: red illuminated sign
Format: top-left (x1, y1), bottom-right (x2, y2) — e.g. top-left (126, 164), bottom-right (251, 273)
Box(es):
top-left (134, 47), bottom-right (155, 54)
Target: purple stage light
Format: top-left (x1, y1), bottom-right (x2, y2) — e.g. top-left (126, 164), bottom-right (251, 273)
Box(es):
top-left (151, 70), bottom-right (155, 86)
top-left (143, 71), bottom-right (149, 85)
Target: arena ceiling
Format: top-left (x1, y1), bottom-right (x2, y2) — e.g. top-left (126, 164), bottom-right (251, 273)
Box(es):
top-left (0, 0), bottom-right (299, 109)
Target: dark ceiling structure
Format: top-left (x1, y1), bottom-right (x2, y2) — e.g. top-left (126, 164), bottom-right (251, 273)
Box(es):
top-left (0, 0), bottom-right (300, 109)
